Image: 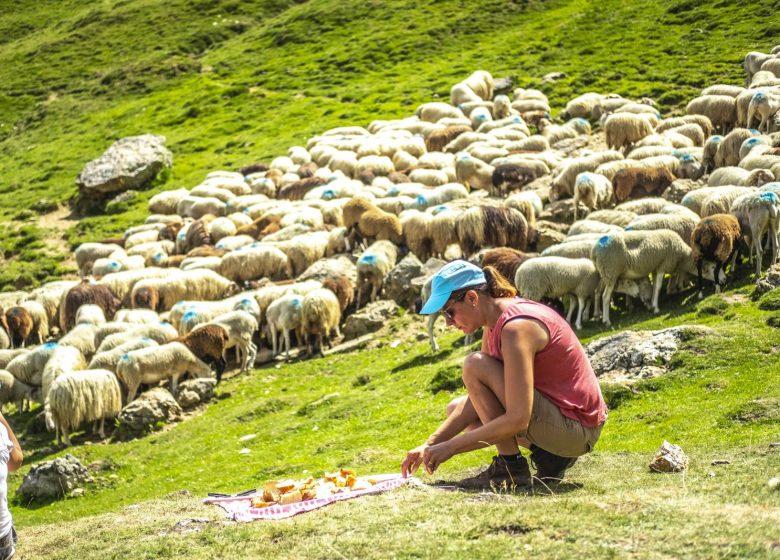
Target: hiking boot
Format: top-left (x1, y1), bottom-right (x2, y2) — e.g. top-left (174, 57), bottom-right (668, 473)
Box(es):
top-left (457, 455), bottom-right (532, 491)
top-left (530, 444), bottom-right (578, 483)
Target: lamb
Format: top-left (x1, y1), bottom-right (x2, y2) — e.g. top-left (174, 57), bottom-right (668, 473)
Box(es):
top-left (686, 95), bottom-right (738, 134)
top-left (455, 155), bottom-right (495, 191)
top-left (604, 113), bottom-right (655, 152)
top-left (355, 240), bottom-right (400, 309)
top-left (0, 370), bottom-right (35, 413)
top-left (48, 369), bottom-right (122, 446)
top-left (176, 324), bottom-right (229, 382)
top-left (41, 345), bottom-right (87, 431)
top-left (60, 280), bottom-right (121, 333)
top-left (591, 230), bottom-right (721, 325)
top-left (208, 311), bottom-right (258, 373)
top-left (88, 337), bottom-right (159, 374)
top-left (457, 206), bottom-right (536, 257)
top-left (4, 307), bottom-right (33, 348)
top-left (265, 294), bottom-right (305, 358)
top-left (514, 257), bottom-right (600, 330)
top-left (747, 91), bottom-right (780, 132)
top-left (573, 172), bottom-right (614, 220)
top-left (690, 214), bottom-right (742, 297)
top-left (708, 167), bottom-right (773, 187)
top-left (74, 243), bottom-right (124, 277)
top-left (300, 288), bottom-right (342, 357)
top-left (613, 166), bottom-right (675, 202)
top-left (730, 191), bottom-right (780, 276)
top-left (117, 342), bottom-right (213, 402)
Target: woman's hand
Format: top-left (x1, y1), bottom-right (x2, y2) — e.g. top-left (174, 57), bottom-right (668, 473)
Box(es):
top-left (422, 441), bottom-right (454, 474)
top-left (401, 444), bottom-right (429, 478)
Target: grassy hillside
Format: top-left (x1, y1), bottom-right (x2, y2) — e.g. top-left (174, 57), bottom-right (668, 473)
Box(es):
top-left (0, 0), bottom-right (778, 288)
top-left (10, 280), bottom-right (780, 558)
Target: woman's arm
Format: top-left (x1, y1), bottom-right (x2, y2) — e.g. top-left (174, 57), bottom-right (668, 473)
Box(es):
top-left (0, 413), bottom-right (23, 472)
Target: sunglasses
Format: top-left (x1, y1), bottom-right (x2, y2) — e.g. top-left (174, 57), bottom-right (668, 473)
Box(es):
top-left (441, 290), bottom-right (468, 322)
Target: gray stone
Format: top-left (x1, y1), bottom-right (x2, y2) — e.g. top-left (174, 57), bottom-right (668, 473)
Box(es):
top-left (421, 258), bottom-right (447, 277)
top-left (663, 179), bottom-right (704, 204)
top-left (77, 134), bottom-right (172, 196)
top-left (493, 77), bottom-right (515, 95)
top-left (16, 454), bottom-right (92, 502)
top-left (538, 199), bottom-right (579, 224)
top-left (542, 71), bottom-right (566, 82)
top-left (343, 300), bottom-right (400, 340)
top-left (176, 378), bottom-right (217, 409)
top-left (535, 224), bottom-right (567, 252)
top-left (755, 263), bottom-right (780, 296)
top-left (117, 387), bottom-right (182, 433)
top-left (585, 325), bottom-right (713, 383)
top-left (384, 253), bottom-right (423, 309)
top-left (649, 441), bottom-right (689, 473)
top-left (297, 255), bottom-right (357, 284)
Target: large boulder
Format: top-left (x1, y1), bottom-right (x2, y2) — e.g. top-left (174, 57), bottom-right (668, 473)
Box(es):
top-left (343, 300), bottom-right (400, 340)
top-left (176, 378), bottom-right (217, 409)
top-left (117, 387), bottom-right (182, 434)
top-left (77, 134), bottom-right (172, 206)
top-left (755, 263), bottom-right (780, 296)
top-left (585, 326), bottom-right (713, 383)
top-left (384, 253), bottom-right (423, 309)
top-left (538, 199), bottom-right (579, 224)
top-left (16, 454), bottom-right (92, 502)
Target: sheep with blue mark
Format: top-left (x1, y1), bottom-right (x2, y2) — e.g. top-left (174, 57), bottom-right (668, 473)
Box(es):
top-left (714, 128), bottom-right (760, 167)
top-left (454, 154), bottom-right (494, 192)
top-left (117, 342), bottom-right (213, 402)
top-left (49, 368), bottom-right (123, 446)
top-left (265, 294), bottom-right (305, 358)
top-left (92, 254), bottom-right (145, 278)
top-left (355, 240), bottom-right (400, 310)
top-left (591, 230), bottom-right (722, 326)
top-left (74, 242), bottom-right (125, 278)
top-left (677, 153), bottom-right (705, 180)
top-left (747, 91), bottom-right (780, 132)
top-left (95, 323), bottom-right (178, 354)
top-left (88, 337), bottom-right (159, 374)
top-left (681, 186), bottom-right (757, 217)
top-left (538, 117), bottom-right (591, 146)
top-left (730, 190), bottom-right (780, 276)
top-left (573, 172), bottom-right (614, 221)
top-left (410, 184), bottom-right (469, 211)
top-left (514, 257), bottom-right (600, 331)
top-left (738, 136), bottom-right (774, 161)
top-left (6, 341), bottom-right (60, 386)
top-left (708, 167), bottom-right (774, 187)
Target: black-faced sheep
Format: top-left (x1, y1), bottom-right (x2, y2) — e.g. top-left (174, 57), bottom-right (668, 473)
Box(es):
top-left (690, 214), bottom-right (742, 297)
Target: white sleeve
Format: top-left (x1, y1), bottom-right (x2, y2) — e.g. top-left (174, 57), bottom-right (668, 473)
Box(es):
top-left (0, 424), bottom-right (12, 465)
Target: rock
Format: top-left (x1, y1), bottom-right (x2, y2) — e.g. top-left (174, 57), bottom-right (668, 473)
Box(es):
top-left (76, 134), bottom-right (172, 203)
top-left (538, 199), bottom-right (579, 224)
top-left (755, 264), bottom-right (780, 296)
top-left (106, 190), bottom-right (140, 214)
top-left (493, 77), bottom-right (515, 95)
top-left (663, 179), bottom-right (703, 204)
top-left (70, 488), bottom-right (86, 498)
top-left (585, 326), bottom-right (713, 383)
top-left (542, 71), bottom-right (566, 82)
top-left (649, 441), bottom-right (689, 473)
top-left (117, 387), bottom-right (182, 434)
top-left (769, 477), bottom-right (780, 490)
top-left (16, 454), bottom-right (92, 502)
top-left (421, 258), bottom-right (447, 277)
top-left (297, 255), bottom-right (357, 284)
top-left (384, 253), bottom-right (423, 309)
top-left (550, 135), bottom-right (590, 156)
top-left (342, 300), bottom-right (400, 340)
top-left (535, 225), bottom-right (567, 252)
top-left (176, 378), bottom-right (217, 409)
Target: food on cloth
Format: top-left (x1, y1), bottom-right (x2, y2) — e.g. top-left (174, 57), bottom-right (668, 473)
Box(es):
top-left (250, 468), bottom-right (379, 508)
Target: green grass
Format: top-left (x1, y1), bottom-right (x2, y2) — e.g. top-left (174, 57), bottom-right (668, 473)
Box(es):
top-left (8, 284), bottom-right (780, 558)
top-left (0, 0), bottom-right (777, 288)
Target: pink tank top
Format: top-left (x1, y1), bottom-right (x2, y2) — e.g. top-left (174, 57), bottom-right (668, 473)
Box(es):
top-left (486, 298), bottom-right (607, 428)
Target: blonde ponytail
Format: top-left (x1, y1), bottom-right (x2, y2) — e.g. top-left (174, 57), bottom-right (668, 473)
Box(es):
top-left (483, 265), bottom-right (517, 298)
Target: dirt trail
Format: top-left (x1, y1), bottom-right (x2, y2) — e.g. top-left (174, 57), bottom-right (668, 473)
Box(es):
top-left (37, 205), bottom-right (79, 271)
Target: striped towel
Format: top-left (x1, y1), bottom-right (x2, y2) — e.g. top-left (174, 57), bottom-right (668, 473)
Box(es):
top-left (204, 474), bottom-right (417, 522)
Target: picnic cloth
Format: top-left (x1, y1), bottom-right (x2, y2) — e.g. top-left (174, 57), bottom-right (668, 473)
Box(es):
top-left (204, 474), bottom-right (418, 521)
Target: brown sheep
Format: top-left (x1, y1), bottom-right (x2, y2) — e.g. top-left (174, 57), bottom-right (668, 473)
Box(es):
top-left (264, 168), bottom-right (284, 187)
top-left (426, 125), bottom-right (471, 153)
top-left (182, 216), bottom-right (214, 253)
top-left (613, 167), bottom-right (675, 202)
top-left (357, 208), bottom-right (404, 245)
top-left (186, 246), bottom-right (228, 259)
top-left (457, 206), bottom-right (537, 257)
top-left (343, 198), bottom-right (377, 232)
top-left (239, 162), bottom-right (269, 176)
top-left (177, 324), bottom-right (229, 383)
top-left (690, 214), bottom-right (742, 298)
top-left (492, 163), bottom-right (543, 195)
top-left (521, 110), bottom-right (550, 130)
top-left (5, 307), bottom-right (33, 348)
top-left (132, 286), bottom-right (160, 311)
top-left (322, 275), bottom-right (355, 314)
top-left (277, 176), bottom-right (328, 200)
top-left (61, 280), bottom-right (121, 332)
top-left (357, 169), bottom-right (376, 185)
top-left (159, 222), bottom-right (184, 242)
top-left (388, 171), bottom-right (411, 184)
top-left (237, 215), bottom-right (282, 239)
top-left (161, 255), bottom-right (187, 268)
top-left (480, 247), bottom-right (535, 284)
top-left (296, 161), bottom-right (319, 179)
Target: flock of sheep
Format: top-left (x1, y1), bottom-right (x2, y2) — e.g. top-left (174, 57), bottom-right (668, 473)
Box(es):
top-left (1, 44), bottom-right (780, 447)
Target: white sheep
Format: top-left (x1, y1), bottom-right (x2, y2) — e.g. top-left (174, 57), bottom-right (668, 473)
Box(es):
top-left (7, 342), bottom-right (60, 386)
top-left (113, 309), bottom-right (161, 325)
top-left (604, 113), bottom-right (655, 152)
top-left (730, 191), bottom-right (780, 276)
top-left (625, 212), bottom-right (700, 245)
top-left (41, 345), bottom-right (87, 430)
top-left (573, 172), bottom-right (614, 220)
top-left (88, 337), bottom-right (159, 373)
top-left (96, 323), bottom-right (178, 353)
top-left (514, 257), bottom-right (600, 330)
top-left (0, 349), bottom-right (29, 371)
top-left (209, 310), bottom-right (258, 372)
top-left (300, 288), bottom-right (341, 356)
top-left (148, 188), bottom-right (191, 215)
top-left (177, 195), bottom-right (227, 218)
top-left (74, 243), bottom-right (124, 278)
top-left (568, 220), bottom-right (623, 237)
top-left (131, 269), bottom-right (239, 311)
top-left (265, 294), bottom-right (305, 358)
top-left (0, 370), bottom-right (35, 413)
top-left (74, 304), bottom-right (107, 327)
top-left (48, 369), bottom-right (122, 446)
top-left (747, 91), bottom-right (780, 132)
top-left (686, 95), bottom-right (738, 134)
top-left (355, 240), bottom-right (399, 309)
top-left (591, 230), bottom-right (721, 325)
top-left (117, 341), bottom-right (213, 402)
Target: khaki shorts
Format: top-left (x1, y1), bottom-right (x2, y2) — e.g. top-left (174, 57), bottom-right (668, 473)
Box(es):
top-left (521, 389), bottom-right (604, 458)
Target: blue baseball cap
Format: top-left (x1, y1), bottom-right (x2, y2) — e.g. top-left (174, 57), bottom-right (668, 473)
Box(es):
top-left (420, 260), bottom-right (486, 315)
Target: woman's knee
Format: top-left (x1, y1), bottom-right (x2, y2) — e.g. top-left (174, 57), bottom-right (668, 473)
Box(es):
top-left (446, 395), bottom-right (467, 417)
top-left (462, 351), bottom-right (501, 385)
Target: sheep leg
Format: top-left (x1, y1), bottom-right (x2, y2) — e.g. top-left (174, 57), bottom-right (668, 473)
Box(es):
top-left (696, 258), bottom-right (705, 299)
top-left (714, 261), bottom-right (724, 293)
top-left (269, 324), bottom-right (278, 356)
top-left (355, 284), bottom-right (362, 311)
top-left (246, 342), bottom-right (257, 371)
top-left (170, 374), bottom-right (179, 397)
top-left (126, 382), bottom-right (139, 404)
top-left (753, 224), bottom-right (763, 276)
top-left (575, 295), bottom-right (586, 330)
top-left (283, 329), bottom-right (291, 359)
top-left (427, 314), bottom-right (440, 352)
top-left (565, 294), bottom-right (576, 325)
top-left (602, 282), bottom-right (615, 326)
top-left (370, 281), bottom-right (379, 303)
top-left (215, 357), bottom-right (226, 384)
top-left (651, 272), bottom-right (663, 313)
top-left (98, 418), bottom-right (106, 440)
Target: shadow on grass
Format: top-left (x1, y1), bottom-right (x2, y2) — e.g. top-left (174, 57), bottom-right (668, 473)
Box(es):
top-left (391, 347), bottom-right (457, 373)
